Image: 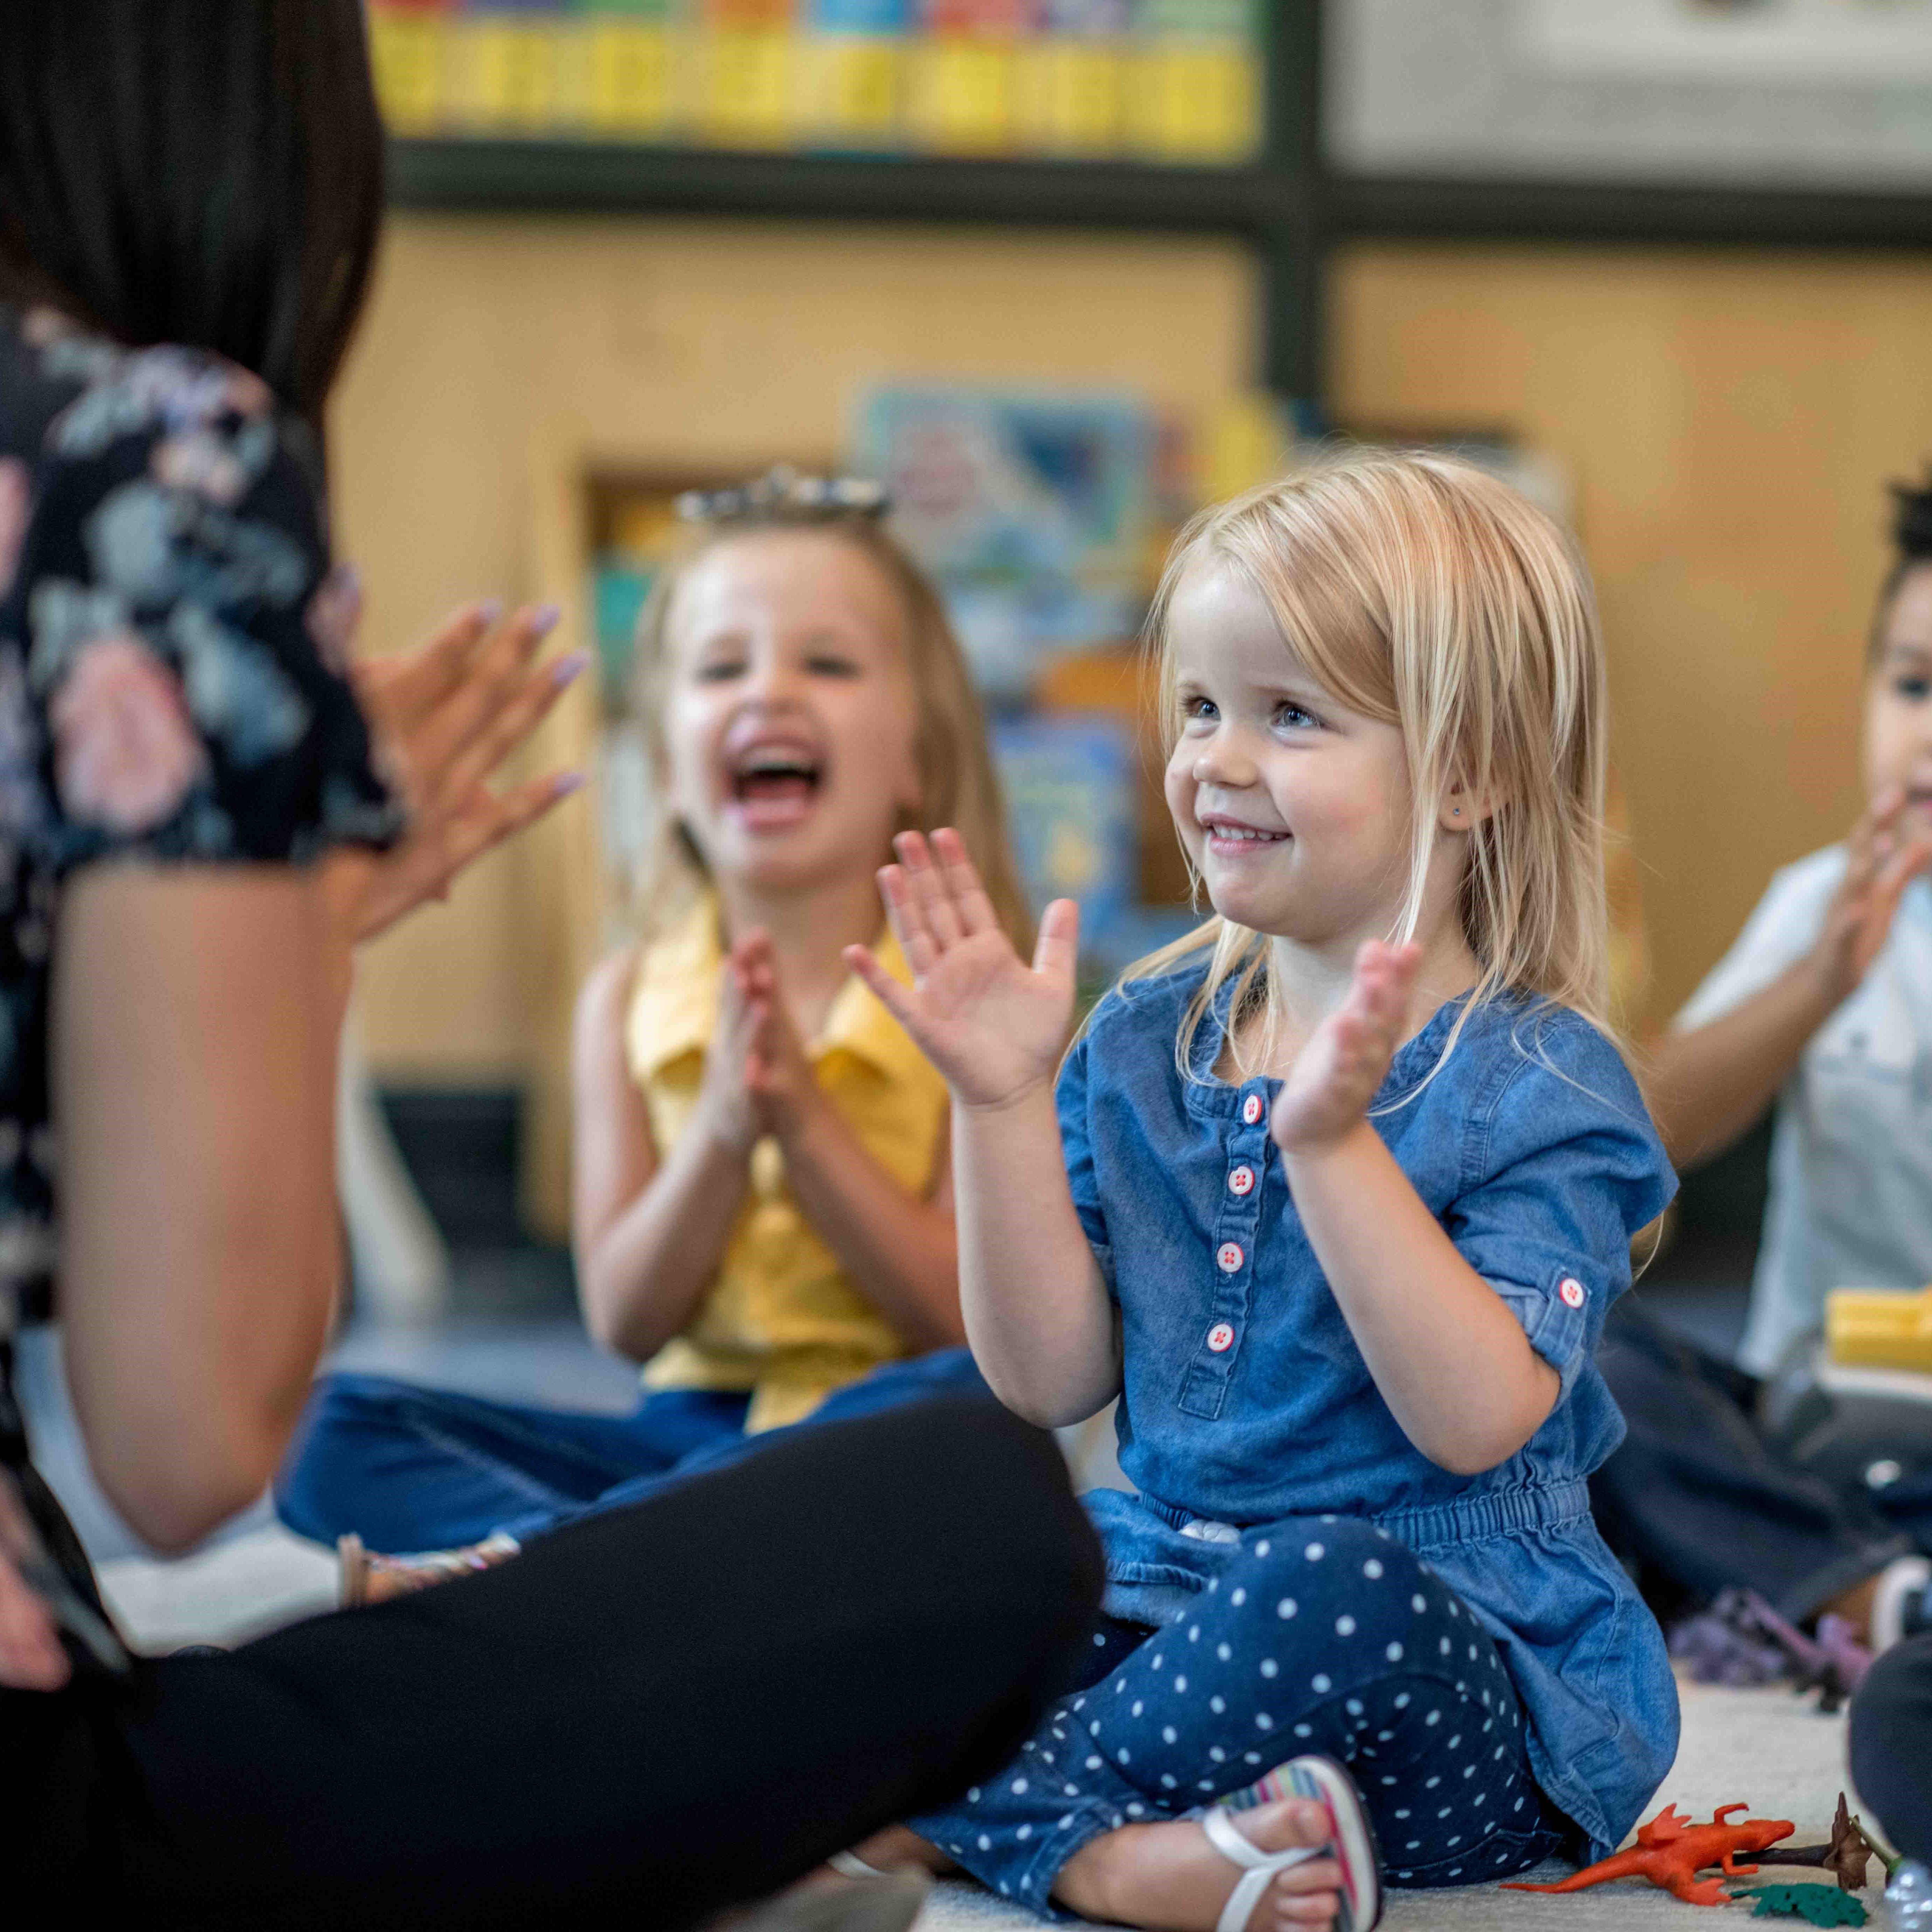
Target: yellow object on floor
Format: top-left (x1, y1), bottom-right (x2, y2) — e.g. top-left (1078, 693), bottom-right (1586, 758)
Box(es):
top-left (1828, 1285), bottom-right (1932, 1374)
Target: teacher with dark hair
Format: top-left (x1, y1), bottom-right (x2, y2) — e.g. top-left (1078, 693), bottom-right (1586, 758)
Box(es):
top-left (0, 6), bottom-right (1099, 1925)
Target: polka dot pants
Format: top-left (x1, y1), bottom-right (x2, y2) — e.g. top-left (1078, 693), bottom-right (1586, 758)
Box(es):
top-left (908, 1516), bottom-right (1566, 1917)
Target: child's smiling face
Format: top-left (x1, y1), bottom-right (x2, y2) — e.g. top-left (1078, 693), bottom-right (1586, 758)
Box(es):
top-left (663, 530), bottom-right (921, 897)
top-left (1163, 558), bottom-right (1419, 951)
top-left (1866, 561), bottom-right (1932, 836)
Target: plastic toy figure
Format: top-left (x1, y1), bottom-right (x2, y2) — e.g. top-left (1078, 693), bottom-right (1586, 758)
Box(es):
top-left (1734, 1882), bottom-right (1869, 1925)
top-left (1777, 1794), bottom-right (1883, 1894)
top-left (1503, 1804), bottom-right (1796, 1906)
top-left (1671, 1588), bottom-right (1873, 1710)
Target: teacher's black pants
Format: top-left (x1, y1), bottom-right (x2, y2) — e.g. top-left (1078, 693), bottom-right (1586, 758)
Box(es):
top-left (4, 1394), bottom-right (1101, 1931)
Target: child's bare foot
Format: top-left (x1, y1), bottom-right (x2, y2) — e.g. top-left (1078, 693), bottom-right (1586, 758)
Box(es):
top-left (1054, 1798), bottom-right (1345, 1931)
top-left (338, 1531), bottom-right (521, 1607)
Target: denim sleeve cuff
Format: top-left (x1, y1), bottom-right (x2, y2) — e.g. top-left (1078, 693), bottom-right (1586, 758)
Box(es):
top-left (1067, 1191), bottom-right (1115, 1293)
top-left (1484, 1262), bottom-right (1594, 1402)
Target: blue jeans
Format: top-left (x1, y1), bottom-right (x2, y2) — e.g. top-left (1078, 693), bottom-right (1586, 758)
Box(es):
top-left (911, 1516), bottom-right (1567, 1917)
top-left (276, 1347), bottom-right (988, 1551)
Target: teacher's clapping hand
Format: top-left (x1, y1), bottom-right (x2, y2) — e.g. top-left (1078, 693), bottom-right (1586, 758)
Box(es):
top-left (331, 596), bottom-right (587, 945)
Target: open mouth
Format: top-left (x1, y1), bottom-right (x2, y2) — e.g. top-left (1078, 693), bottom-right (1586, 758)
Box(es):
top-left (728, 742), bottom-right (823, 829)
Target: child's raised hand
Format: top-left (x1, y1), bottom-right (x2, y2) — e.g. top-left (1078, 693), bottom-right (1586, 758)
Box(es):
top-left (1271, 940), bottom-right (1423, 1154)
top-left (846, 828), bottom-right (1077, 1110)
top-left (1813, 786), bottom-right (1932, 1005)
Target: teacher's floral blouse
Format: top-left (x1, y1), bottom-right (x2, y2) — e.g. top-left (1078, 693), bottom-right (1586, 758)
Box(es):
top-left (0, 301), bottom-right (399, 1493)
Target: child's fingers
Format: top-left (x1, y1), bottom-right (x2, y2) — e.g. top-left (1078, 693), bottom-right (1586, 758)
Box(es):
top-left (1847, 787), bottom-right (1906, 889)
top-left (893, 831), bottom-right (965, 950)
top-left (1031, 897), bottom-right (1081, 986)
top-left (1355, 941), bottom-right (1417, 1019)
top-left (734, 932), bottom-right (777, 1000)
top-left (844, 944), bottom-right (921, 1033)
top-left (1861, 831), bottom-right (1932, 957)
top-left (932, 827), bottom-right (999, 937)
top-left (876, 863), bottom-right (939, 978)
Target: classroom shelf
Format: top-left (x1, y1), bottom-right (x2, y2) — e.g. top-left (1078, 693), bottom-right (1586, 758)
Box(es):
top-left (388, 137), bottom-right (1292, 232)
top-left (1331, 173), bottom-right (1932, 255)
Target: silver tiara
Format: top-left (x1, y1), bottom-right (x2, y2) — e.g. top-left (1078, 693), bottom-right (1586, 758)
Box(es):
top-left (675, 465), bottom-right (889, 524)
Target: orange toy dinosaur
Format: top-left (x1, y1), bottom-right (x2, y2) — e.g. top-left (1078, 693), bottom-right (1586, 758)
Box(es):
top-left (1503, 1804), bottom-right (1796, 1907)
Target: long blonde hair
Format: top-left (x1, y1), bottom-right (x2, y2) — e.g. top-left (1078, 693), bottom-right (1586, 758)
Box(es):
top-left (625, 510), bottom-right (1033, 954)
top-left (1126, 448), bottom-right (1611, 1079)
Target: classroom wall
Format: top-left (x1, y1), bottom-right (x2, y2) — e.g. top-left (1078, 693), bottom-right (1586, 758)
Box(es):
top-left (1330, 242), bottom-right (1932, 1032)
top-left (332, 213), bottom-right (1261, 1086)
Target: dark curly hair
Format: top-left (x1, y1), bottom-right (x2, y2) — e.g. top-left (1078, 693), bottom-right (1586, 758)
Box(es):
top-left (1875, 468), bottom-right (1932, 660)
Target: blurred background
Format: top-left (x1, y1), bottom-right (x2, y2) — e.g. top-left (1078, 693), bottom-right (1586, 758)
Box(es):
top-left (328, 0), bottom-right (1932, 1359)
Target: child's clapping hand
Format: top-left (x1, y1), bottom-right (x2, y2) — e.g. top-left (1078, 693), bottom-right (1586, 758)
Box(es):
top-left (695, 942), bottom-right (769, 1157)
top-left (1272, 940), bottom-right (1423, 1154)
top-left (694, 931), bottom-right (823, 1154)
top-left (735, 932), bottom-right (822, 1142)
top-left (847, 829), bottom-right (1077, 1111)
top-left (1811, 786), bottom-right (1932, 1006)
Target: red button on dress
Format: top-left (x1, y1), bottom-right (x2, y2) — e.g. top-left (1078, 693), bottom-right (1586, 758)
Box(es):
top-left (1242, 1095), bottom-right (1264, 1126)
top-left (1216, 1241), bottom-right (1244, 1273)
top-left (1206, 1322), bottom-right (1236, 1354)
top-left (1559, 1276), bottom-right (1587, 1310)
top-left (1228, 1165), bottom-right (1256, 1197)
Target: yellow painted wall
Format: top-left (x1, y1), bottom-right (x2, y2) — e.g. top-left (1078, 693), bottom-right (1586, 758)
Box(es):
top-left (1330, 243), bottom-right (1932, 1032)
top-left (331, 212), bottom-right (1260, 1099)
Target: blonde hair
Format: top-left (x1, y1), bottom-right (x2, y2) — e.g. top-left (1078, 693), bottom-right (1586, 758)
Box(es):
top-left (1126, 448), bottom-right (1611, 1080)
top-left (625, 511), bottom-right (1033, 954)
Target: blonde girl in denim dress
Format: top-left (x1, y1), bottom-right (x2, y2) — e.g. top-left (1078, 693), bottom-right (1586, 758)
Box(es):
top-left (844, 452), bottom-right (1679, 1930)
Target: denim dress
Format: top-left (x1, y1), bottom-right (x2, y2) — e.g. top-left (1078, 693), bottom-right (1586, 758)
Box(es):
top-left (1059, 966), bottom-right (1679, 1861)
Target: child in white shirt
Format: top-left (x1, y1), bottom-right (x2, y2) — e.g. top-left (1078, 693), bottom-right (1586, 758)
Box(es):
top-left (1590, 472), bottom-right (1932, 1653)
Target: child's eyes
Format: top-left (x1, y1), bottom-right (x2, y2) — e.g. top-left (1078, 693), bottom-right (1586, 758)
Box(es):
top-left (1894, 675), bottom-right (1932, 702)
top-left (1178, 695), bottom-right (1322, 730)
top-left (806, 654), bottom-right (861, 679)
top-left (695, 658), bottom-right (745, 683)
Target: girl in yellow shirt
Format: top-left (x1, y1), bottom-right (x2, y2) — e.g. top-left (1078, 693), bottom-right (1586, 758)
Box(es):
top-left (277, 472), bottom-right (1033, 1593)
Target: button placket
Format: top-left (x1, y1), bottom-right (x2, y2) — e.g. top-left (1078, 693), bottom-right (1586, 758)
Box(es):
top-left (1177, 1084), bottom-right (1272, 1418)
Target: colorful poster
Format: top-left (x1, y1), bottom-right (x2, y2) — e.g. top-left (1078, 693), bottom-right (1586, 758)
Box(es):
top-left (992, 713), bottom-right (1139, 947)
top-left (855, 386), bottom-right (1153, 696)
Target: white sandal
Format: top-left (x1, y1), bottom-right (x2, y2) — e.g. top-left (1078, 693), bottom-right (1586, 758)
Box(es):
top-left (1204, 1755), bottom-right (1382, 1932)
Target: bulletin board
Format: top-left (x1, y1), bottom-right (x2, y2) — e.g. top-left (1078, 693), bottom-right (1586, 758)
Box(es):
top-left (1328, 0), bottom-right (1932, 195)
